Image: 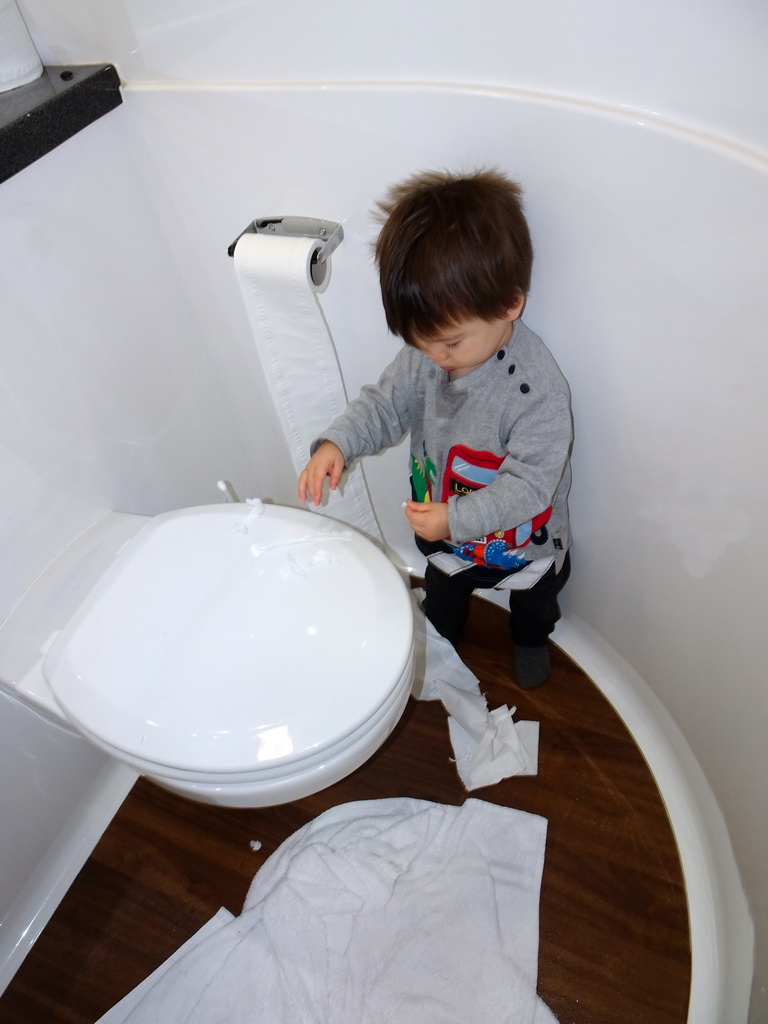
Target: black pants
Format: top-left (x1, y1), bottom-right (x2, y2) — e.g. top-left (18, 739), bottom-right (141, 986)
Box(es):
top-left (417, 538), bottom-right (571, 648)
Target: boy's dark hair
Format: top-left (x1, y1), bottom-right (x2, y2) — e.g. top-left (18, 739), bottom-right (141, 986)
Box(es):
top-left (373, 167), bottom-right (533, 344)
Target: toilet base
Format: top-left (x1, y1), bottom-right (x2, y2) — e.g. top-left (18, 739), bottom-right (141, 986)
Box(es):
top-left (147, 683), bottom-right (412, 807)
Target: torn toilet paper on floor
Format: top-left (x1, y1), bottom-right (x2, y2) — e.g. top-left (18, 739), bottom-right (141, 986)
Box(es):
top-left (98, 798), bottom-right (559, 1024)
top-left (410, 590), bottom-right (539, 789)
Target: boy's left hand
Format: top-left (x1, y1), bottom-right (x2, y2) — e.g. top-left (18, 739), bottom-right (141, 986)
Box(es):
top-left (403, 500), bottom-right (450, 542)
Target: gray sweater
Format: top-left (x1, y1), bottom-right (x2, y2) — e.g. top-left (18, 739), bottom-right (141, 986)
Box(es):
top-left (318, 320), bottom-right (572, 573)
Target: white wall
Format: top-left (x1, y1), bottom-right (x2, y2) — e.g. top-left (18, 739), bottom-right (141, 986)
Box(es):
top-left (5, 0), bottom-right (767, 1018)
top-left (0, 692), bottom-right (135, 985)
top-left (0, 63), bottom-right (274, 985)
top-left (0, 106), bottom-right (269, 619)
top-left (21, 0), bottom-right (768, 151)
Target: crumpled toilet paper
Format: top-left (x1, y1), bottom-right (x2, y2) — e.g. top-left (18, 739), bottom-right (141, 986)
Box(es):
top-left (410, 590), bottom-right (539, 789)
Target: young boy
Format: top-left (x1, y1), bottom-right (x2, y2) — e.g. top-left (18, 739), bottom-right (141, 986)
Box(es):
top-left (298, 168), bottom-right (572, 689)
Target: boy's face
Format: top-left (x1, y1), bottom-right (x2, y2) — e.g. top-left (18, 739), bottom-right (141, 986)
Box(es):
top-left (412, 298), bottom-right (524, 380)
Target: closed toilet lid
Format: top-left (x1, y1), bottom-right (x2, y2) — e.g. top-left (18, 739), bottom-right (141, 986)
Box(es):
top-left (43, 504), bottom-right (413, 776)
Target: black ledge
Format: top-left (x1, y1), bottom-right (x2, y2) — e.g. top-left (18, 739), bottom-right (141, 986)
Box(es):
top-left (0, 63), bottom-right (122, 185)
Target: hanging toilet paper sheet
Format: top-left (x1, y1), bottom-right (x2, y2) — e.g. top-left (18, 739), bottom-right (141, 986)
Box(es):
top-left (98, 798), bottom-right (558, 1024)
top-left (0, 0), bottom-right (43, 91)
top-left (410, 590), bottom-right (539, 788)
top-left (233, 232), bottom-right (381, 542)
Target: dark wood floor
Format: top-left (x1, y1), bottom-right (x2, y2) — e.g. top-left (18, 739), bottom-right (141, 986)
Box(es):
top-left (0, 594), bottom-right (690, 1024)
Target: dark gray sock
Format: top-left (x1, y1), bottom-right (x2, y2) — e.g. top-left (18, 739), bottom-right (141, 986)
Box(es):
top-left (514, 645), bottom-right (551, 689)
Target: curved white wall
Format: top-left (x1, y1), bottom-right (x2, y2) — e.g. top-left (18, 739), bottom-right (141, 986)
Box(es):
top-left (22, 0), bottom-right (768, 152)
top-left (4, 0), bottom-right (766, 1018)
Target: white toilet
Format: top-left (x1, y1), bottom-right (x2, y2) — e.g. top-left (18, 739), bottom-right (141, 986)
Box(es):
top-left (0, 502), bottom-right (414, 808)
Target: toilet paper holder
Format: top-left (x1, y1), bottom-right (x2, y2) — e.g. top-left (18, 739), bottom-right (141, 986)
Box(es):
top-left (228, 216), bottom-right (344, 286)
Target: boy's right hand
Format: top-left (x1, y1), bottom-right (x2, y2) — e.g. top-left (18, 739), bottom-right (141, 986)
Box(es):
top-left (298, 441), bottom-right (345, 506)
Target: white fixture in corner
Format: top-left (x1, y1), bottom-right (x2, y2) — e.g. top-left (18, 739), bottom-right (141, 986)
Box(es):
top-left (0, 503), bottom-right (414, 808)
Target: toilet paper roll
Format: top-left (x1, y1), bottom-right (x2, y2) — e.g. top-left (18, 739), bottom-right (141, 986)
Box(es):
top-left (0, 0), bottom-right (43, 93)
top-left (234, 231), bottom-right (381, 541)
